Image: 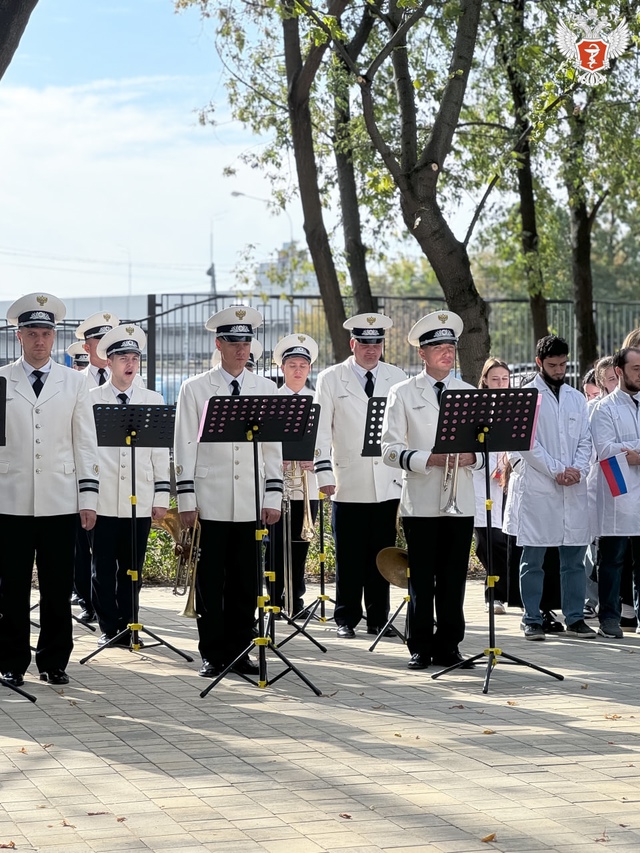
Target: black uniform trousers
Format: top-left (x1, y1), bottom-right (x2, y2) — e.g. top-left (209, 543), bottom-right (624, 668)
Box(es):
top-left (195, 520), bottom-right (258, 667)
top-left (74, 517), bottom-right (94, 612)
top-left (474, 526), bottom-right (509, 604)
top-left (403, 515), bottom-right (474, 659)
top-left (332, 499), bottom-right (399, 629)
top-left (267, 499), bottom-right (319, 614)
top-left (0, 513), bottom-right (76, 675)
top-left (91, 516), bottom-right (152, 638)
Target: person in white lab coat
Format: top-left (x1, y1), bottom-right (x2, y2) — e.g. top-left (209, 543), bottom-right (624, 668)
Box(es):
top-left (589, 347), bottom-right (640, 639)
top-left (509, 335), bottom-right (596, 641)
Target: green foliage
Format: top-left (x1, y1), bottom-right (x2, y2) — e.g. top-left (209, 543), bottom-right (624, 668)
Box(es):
top-left (143, 526), bottom-right (178, 585)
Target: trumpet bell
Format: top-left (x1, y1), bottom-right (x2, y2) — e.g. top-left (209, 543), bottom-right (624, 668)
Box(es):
top-left (376, 547), bottom-right (409, 589)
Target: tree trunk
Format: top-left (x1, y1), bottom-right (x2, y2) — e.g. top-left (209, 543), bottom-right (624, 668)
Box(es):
top-left (569, 199), bottom-right (598, 375)
top-left (0, 0), bottom-right (39, 81)
top-left (282, 5), bottom-right (350, 361)
top-left (403, 191), bottom-right (490, 383)
top-left (333, 72), bottom-right (377, 314)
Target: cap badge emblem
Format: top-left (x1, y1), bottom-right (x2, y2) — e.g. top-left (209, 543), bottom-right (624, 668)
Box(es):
top-left (36, 295), bottom-right (48, 306)
top-left (103, 313), bottom-right (111, 322)
top-left (126, 326), bottom-right (135, 335)
top-left (438, 313), bottom-right (448, 324)
top-left (366, 316), bottom-right (376, 325)
top-left (298, 335), bottom-right (306, 343)
top-left (235, 309), bottom-right (246, 320)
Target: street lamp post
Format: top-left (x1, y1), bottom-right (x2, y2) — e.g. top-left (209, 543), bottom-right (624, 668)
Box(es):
top-left (231, 191), bottom-right (295, 334)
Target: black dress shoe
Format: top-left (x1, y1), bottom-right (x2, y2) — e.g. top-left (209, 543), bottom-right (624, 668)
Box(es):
top-left (198, 660), bottom-right (223, 678)
top-left (336, 625), bottom-right (356, 639)
top-left (407, 653), bottom-right (430, 670)
top-left (432, 651), bottom-right (475, 669)
top-left (39, 670), bottom-right (70, 685)
top-left (232, 657), bottom-right (259, 675)
top-left (367, 625), bottom-right (395, 638)
top-left (77, 609), bottom-right (97, 624)
top-left (2, 672), bottom-right (25, 687)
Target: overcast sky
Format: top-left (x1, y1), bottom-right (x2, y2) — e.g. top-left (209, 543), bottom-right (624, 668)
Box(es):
top-left (0, 0), bottom-right (303, 301)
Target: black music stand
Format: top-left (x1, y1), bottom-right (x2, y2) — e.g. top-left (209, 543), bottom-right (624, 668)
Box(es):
top-left (80, 404), bottom-right (193, 666)
top-left (278, 404), bottom-right (328, 648)
top-left (430, 387), bottom-right (563, 693)
top-left (197, 395), bottom-right (322, 698)
top-left (361, 397), bottom-right (406, 645)
top-left (0, 378), bottom-right (37, 703)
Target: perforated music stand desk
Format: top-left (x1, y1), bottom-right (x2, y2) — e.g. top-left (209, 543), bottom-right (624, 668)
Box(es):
top-left (197, 394), bottom-right (322, 698)
top-left (362, 397), bottom-right (387, 457)
top-left (80, 404), bottom-right (193, 666)
top-left (429, 387), bottom-right (563, 693)
top-left (278, 404), bottom-right (327, 647)
top-left (0, 377), bottom-right (36, 702)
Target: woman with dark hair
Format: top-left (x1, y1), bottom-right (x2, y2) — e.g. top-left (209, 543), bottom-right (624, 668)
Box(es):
top-left (473, 358), bottom-right (511, 614)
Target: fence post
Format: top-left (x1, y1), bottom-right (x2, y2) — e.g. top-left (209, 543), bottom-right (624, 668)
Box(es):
top-left (147, 293), bottom-right (157, 392)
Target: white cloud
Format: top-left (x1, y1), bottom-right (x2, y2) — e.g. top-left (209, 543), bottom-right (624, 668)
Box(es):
top-left (0, 76), bottom-right (302, 301)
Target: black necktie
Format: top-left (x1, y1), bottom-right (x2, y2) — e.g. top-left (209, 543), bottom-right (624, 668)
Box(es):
top-left (634, 397), bottom-right (639, 409)
top-left (98, 368), bottom-right (107, 386)
top-left (230, 379), bottom-right (240, 396)
top-left (364, 371), bottom-right (375, 398)
top-left (434, 380), bottom-right (445, 405)
top-left (117, 392), bottom-right (128, 405)
top-left (32, 370), bottom-right (44, 398)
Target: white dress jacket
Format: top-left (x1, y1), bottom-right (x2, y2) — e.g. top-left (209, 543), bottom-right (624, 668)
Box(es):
top-left (508, 374), bottom-right (592, 547)
top-left (90, 382), bottom-right (171, 518)
top-left (0, 359), bottom-right (99, 516)
top-left (589, 387), bottom-right (640, 537)
top-left (313, 357), bottom-right (406, 503)
top-left (381, 373), bottom-right (478, 518)
top-left (278, 384), bottom-right (318, 501)
top-left (174, 366), bottom-right (283, 522)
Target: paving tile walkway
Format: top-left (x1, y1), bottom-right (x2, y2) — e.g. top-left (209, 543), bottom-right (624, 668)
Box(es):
top-left (1, 580), bottom-right (639, 852)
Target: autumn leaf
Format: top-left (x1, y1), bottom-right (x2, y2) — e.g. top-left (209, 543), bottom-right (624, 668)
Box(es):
top-left (605, 714), bottom-right (621, 720)
top-left (339, 813), bottom-right (352, 820)
top-left (87, 812), bottom-right (110, 816)
top-left (61, 819), bottom-right (75, 828)
top-left (116, 817), bottom-right (127, 823)
top-left (483, 729), bottom-right (496, 735)
top-left (449, 704), bottom-right (465, 709)
top-left (371, 704), bottom-right (386, 710)
top-left (581, 683), bottom-right (589, 689)
top-left (41, 743), bottom-right (53, 749)
top-left (394, 732), bottom-right (402, 737)
top-left (506, 701), bottom-right (518, 706)
top-left (18, 748), bottom-right (27, 754)
top-left (0, 843), bottom-right (16, 849)
top-left (481, 832), bottom-right (497, 842)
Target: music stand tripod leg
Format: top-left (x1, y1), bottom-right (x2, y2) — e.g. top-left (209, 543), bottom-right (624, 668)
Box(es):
top-left (0, 678), bottom-right (37, 703)
top-left (368, 598), bottom-right (407, 652)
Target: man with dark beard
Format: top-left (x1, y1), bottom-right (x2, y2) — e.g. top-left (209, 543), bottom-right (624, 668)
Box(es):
top-left (507, 335), bottom-right (596, 641)
top-left (589, 347), bottom-right (640, 639)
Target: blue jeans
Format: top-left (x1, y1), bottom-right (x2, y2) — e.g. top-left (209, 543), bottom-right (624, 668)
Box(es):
top-left (597, 536), bottom-right (640, 623)
top-left (520, 545), bottom-right (587, 626)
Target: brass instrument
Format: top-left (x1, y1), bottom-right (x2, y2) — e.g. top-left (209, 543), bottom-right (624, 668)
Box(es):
top-left (282, 462), bottom-right (315, 614)
top-left (442, 453), bottom-right (463, 516)
top-left (152, 507), bottom-right (201, 617)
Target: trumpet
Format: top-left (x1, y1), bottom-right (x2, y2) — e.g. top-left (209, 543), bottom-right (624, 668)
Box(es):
top-left (282, 462), bottom-right (315, 614)
top-left (442, 453), bottom-right (463, 516)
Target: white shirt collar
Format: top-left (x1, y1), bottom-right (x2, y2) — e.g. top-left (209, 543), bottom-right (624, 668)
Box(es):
top-left (89, 364), bottom-right (110, 381)
top-left (219, 366), bottom-right (246, 392)
top-left (22, 357), bottom-right (52, 376)
top-left (111, 383), bottom-right (134, 401)
top-left (423, 370), bottom-right (451, 388)
top-left (351, 357), bottom-right (379, 380)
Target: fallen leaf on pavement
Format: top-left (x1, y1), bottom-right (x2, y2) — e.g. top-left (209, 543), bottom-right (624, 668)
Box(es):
top-left (483, 729), bottom-right (496, 735)
top-left (339, 813), bottom-right (352, 820)
top-left (62, 819), bottom-right (75, 828)
top-left (88, 812), bottom-right (110, 816)
top-left (506, 701), bottom-right (518, 706)
top-left (605, 714), bottom-right (621, 720)
top-left (18, 748), bottom-right (27, 754)
top-left (116, 817), bottom-right (127, 822)
top-left (481, 833), bottom-right (496, 842)
top-left (0, 842), bottom-right (16, 849)
top-left (41, 743), bottom-right (54, 749)
top-left (449, 704), bottom-right (465, 709)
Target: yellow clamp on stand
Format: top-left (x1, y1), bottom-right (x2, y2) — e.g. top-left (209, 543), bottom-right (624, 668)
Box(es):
top-left (319, 553), bottom-right (326, 563)
top-left (264, 570), bottom-right (276, 582)
top-left (254, 637), bottom-right (269, 646)
top-left (257, 595), bottom-right (270, 608)
top-left (127, 569), bottom-right (139, 582)
top-left (477, 426), bottom-right (488, 444)
top-left (486, 575), bottom-right (500, 588)
top-left (485, 498), bottom-right (493, 512)
top-left (246, 424), bottom-right (259, 442)
top-left (484, 648), bottom-right (502, 667)
top-left (255, 528), bottom-right (268, 541)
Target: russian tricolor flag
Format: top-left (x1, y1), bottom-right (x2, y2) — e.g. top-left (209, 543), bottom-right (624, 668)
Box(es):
top-left (600, 453), bottom-right (630, 497)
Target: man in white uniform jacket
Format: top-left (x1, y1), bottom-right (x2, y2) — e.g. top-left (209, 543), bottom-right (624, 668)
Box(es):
top-left (0, 293), bottom-right (99, 688)
top-left (382, 311), bottom-right (481, 670)
top-left (509, 335), bottom-right (595, 641)
top-left (175, 306), bottom-right (283, 677)
top-left (314, 313), bottom-right (405, 638)
top-left (589, 347), bottom-right (640, 639)
top-left (90, 324), bottom-right (171, 648)
top-left (75, 310), bottom-right (120, 387)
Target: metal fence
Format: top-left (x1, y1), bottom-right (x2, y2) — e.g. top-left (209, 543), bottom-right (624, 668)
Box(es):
top-left (1, 293), bottom-right (639, 400)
